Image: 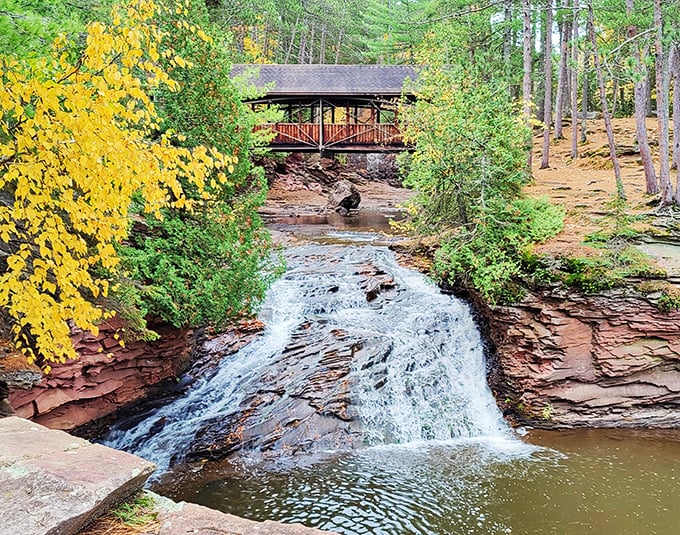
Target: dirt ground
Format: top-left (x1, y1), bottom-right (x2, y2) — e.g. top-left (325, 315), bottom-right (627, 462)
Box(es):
top-left (527, 117), bottom-right (670, 257)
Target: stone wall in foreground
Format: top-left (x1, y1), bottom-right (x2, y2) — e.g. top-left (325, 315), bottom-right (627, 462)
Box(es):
top-left (475, 288), bottom-right (680, 427)
top-left (7, 317), bottom-right (194, 430)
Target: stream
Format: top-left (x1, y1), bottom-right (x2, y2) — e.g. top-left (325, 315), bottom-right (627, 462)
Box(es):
top-left (103, 221), bottom-right (680, 535)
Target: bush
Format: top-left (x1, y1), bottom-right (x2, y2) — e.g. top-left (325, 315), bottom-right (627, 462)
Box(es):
top-left (434, 198), bottom-right (564, 304)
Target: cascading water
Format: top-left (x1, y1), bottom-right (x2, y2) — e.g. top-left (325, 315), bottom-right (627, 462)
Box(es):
top-left (103, 242), bottom-right (513, 475)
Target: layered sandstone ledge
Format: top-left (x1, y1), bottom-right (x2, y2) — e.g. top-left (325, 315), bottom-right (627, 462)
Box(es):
top-left (7, 317), bottom-right (194, 431)
top-left (0, 417), bottom-right (334, 535)
top-left (475, 288), bottom-right (680, 428)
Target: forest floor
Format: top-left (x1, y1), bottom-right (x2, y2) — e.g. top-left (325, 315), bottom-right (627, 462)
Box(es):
top-left (528, 116), bottom-right (668, 258)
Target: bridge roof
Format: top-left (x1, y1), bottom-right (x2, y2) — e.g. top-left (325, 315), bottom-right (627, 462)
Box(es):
top-left (231, 64), bottom-right (418, 98)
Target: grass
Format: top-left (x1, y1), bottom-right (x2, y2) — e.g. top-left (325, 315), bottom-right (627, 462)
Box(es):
top-left (78, 492), bottom-right (159, 535)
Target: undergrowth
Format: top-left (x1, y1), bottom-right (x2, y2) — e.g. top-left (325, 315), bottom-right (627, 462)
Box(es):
top-left (433, 197), bottom-right (564, 304)
top-left (434, 195), bottom-right (673, 305)
top-left (526, 197), bottom-right (669, 300)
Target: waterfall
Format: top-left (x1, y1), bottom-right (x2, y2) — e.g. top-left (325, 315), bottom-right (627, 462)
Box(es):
top-left (102, 243), bottom-right (511, 474)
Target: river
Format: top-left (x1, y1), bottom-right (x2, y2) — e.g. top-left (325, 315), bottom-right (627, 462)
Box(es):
top-left (103, 219), bottom-right (680, 535)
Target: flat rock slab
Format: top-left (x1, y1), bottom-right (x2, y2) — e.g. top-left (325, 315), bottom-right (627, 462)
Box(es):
top-left (155, 498), bottom-right (337, 535)
top-left (0, 416), bottom-right (155, 535)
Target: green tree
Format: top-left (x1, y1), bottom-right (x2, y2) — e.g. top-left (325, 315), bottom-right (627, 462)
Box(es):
top-left (0, 0), bottom-right (113, 57)
top-left (117, 0), bottom-right (279, 332)
top-left (399, 22), bottom-right (563, 303)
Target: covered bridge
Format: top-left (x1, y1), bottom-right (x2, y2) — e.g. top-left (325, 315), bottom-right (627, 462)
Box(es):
top-left (232, 64), bottom-right (418, 152)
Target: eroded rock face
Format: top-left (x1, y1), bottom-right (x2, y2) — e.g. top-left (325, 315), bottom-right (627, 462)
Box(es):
top-left (7, 317), bottom-right (194, 431)
top-left (261, 153), bottom-right (368, 193)
top-left (475, 288), bottom-right (680, 428)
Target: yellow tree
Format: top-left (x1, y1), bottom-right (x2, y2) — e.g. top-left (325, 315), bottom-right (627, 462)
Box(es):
top-left (0, 0), bottom-right (236, 370)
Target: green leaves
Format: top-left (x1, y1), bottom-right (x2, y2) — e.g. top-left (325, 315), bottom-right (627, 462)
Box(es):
top-left (120, 206), bottom-right (276, 329)
top-left (116, 0), bottom-right (280, 332)
top-left (398, 21), bottom-right (563, 304)
top-left (434, 198), bottom-right (564, 304)
top-left (400, 63), bottom-right (529, 231)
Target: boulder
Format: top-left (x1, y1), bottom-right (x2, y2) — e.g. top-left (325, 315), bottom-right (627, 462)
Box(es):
top-left (328, 179), bottom-right (361, 215)
top-left (0, 417), bottom-right (155, 535)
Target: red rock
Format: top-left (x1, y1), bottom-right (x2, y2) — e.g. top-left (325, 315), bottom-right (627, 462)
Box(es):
top-left (479, 287), bottom-right (680, 427)
top-left (7, 321), bottom-right (194, 431)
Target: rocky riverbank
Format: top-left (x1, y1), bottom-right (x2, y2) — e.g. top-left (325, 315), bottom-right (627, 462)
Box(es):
top-left (475, 285), bottom-right (680, 428)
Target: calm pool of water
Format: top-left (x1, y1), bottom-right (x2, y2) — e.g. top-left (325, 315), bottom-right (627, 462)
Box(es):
top-left (159, 429), bottom-right (680, 535)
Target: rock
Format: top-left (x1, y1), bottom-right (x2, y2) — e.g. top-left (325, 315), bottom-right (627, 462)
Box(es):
top-left (7, 320), bottom-right (195, 431)
top-left (0, 380), bottom-right (14, 417)
top-left (0, 416), bottom-right (155, 535)
top-left (155, 497), bottom-right (337, 535)
top-left (184, 258), bottom-right (399, 464)
top-left (328, 179), bottom-right (361, 215)
top-left (0, 342), bottom-right (43, 390)
top-left (474, 287), bottom-right (680, 428)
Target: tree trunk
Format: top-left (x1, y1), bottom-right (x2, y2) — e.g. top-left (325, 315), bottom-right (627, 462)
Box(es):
top-left (284, 16), bottom-right (300, 64)
top-left (581, 49), bottom-right (589, 143)
top-left (503, 2), bottom-right (513, 89)
top-left (588, 1), bottom-right (625, 199)
top-left (555, 1), bottom-right (569, 140)
top-left (672, 45), bottom-right (680, 170)
top-left (540, 0), bottom-right (553, 169)
top-left (536, 5), bottom-right (547, 122)
top-left (308, 25), bottom-right (316, 63)
top-left (626, 0), bottom-right (657, 193)
top-left (335, 28), bottom-right (344, 64)
top-left (298, 32), bottom-right (307, 64)
top-left (611, 77), bottom-right (619, 116)
top-left (654, 0), bottom-right (673, 204)
top-left (319, 25), bottom-right (327, 64)
top-left (570, 0), bottom-right (579, 159)
top-left (523, 0), bottom-right (533, 168)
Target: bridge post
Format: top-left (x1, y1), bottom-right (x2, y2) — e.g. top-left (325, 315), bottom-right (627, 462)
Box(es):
top-left (319, 98), bottom-right (324, 152)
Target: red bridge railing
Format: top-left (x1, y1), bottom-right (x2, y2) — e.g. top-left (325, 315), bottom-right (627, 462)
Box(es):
top-left (256, 123), bottom-right (405, 151)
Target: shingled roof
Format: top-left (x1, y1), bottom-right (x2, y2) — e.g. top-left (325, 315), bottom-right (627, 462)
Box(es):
top-left (231, 64), bottom-right (418, 97)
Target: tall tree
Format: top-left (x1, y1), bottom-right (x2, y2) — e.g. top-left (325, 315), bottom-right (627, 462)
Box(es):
top-left (554, 0), bottom-right (570, 140)
top-left (570, 0), bottom-right (579, 159)
top-left (654, 0), bottom-right (673, 204)
top-left (523, 0), bottom-right (533, 168)
top-left (588, 0), bottom-right (625, 199)
top-left (624, 0), bottom-right (658, 194)
top-left (673, 45), bottom-right (680, 170)
top-left (540, 0), bottom-right (553, 169)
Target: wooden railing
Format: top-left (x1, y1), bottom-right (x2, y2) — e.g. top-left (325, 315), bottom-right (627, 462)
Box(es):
top-left (256, 123), bottom-right (404, 150)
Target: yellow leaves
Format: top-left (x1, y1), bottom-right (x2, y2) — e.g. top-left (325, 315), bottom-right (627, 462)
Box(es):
top-left (197, 29), bottom-right (211, 43)
top-left (0, 0), bottom-right (238, 368)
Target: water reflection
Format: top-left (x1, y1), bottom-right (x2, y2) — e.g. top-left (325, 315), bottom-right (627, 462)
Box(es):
top-left (266, 210), bottom-right (404, 235)
top-left (165, 429), bottom-right (680, 535)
